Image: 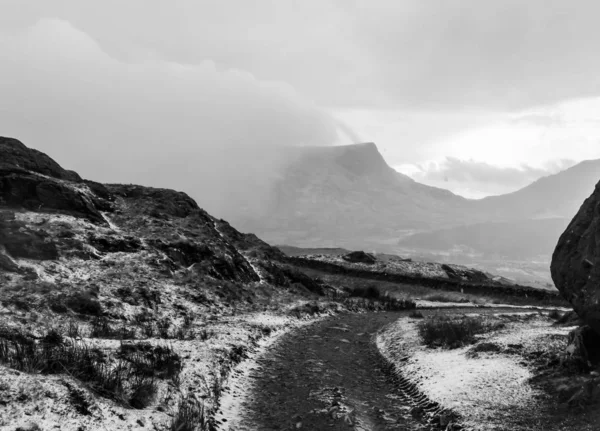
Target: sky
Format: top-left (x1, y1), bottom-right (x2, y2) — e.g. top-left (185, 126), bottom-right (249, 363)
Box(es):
top-left (1, 0), bottom-right (600, 207)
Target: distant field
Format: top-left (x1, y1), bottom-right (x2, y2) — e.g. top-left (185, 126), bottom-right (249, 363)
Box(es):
top-left (297, 267), bottom-right (567, 308)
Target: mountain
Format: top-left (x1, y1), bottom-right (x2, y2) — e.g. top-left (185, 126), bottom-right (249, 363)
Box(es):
top-left (229, 142), bottom-right (600, 284)
top-left (232, 143), bottom-right (475, 249)
top-left (479, 159), bottom-right (600, 220)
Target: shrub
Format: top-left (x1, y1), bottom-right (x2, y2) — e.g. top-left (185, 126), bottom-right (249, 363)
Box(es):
top-left (170, 395), bottom-right (209, 431)
top-left (119, 342), bottom-right (182, 382)
top-left (0, 328), bottom-right (157, 408)
top-left (128, 377), bottom-right (158, 409)
top-left (65, 293), bottom-right (103, 316)
top-left (67, 320), bottom-right (81, 338)
top-left (424, 293), bottom-right (470, 304)
top-left (466, 341), bottom-right (502, 358)
top-left (157, 318), bottom-right (171, 339)
top-left (417, 315), bottom-right (498, 348)
top-left (197, 328), bottom-right (214, 341)
top-left (347, 284), bottom-right (381, 299)
top-left (90, 318), bottom-right (136, 340)
top-left (548, 309), bottom-right (563, 320)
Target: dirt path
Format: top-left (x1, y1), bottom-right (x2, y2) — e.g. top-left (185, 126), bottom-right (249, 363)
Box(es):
top-left (231, 311), bottom-right (417, 430)
top-left (224, 308), bottom-right (549, 431)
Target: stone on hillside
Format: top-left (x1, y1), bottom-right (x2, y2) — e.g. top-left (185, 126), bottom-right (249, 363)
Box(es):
top-left (0, 214), bottom-right (58, 260)
top-left (342, 251), bottom-right (376, 264)
top-left (0, 250), bottom-right (19, 272)
top-left (551, 180), bottom-right (600, 334)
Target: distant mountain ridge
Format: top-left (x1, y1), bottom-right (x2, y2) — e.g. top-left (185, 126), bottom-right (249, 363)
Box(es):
top-left (229, 142), bottom-right (600, 284)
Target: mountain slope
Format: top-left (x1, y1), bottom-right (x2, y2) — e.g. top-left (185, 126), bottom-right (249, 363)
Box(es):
top-left (0, 136), bottom-right (335, 430)
top-left (479, 159), bottom-right (600, 220)
top-left (232, 143), bottom-right (473, 249)
top-left (228, 142), bottom-right (599, 285)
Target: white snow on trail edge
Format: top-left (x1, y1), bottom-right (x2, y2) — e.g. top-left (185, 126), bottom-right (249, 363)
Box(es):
top-left (376, 314), bottom-right (574, 430)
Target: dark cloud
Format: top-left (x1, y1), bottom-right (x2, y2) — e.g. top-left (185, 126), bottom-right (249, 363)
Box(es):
top-left (407, 157), bottom-right (576, 198)
top-left (0, 18), bottom-right (342, 217)
top-left (3, 0), bottom-right (599, 110)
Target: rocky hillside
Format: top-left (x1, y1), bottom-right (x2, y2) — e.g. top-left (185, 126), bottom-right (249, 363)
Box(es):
top-left (0, 136), bottom-right (311, 293)
top-left (0, 137), bottom-right (329, 430)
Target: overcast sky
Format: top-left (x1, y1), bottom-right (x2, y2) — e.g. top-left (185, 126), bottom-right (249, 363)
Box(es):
top-left (2, 0), bottom-right (600, 203)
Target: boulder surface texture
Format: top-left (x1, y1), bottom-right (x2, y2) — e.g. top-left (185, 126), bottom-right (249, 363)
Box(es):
top-left (552, 180), bottom-right (600, 334)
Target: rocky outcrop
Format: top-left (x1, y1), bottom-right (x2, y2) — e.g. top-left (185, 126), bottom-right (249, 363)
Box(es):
top-left (0, 137), bottom-right (112, 223)
top-left (551, 181), bottom-right (600, 334)
top-left (342, 251), bottom-right (376, 264)
top-left (441, 264), bottom-right (489, 283)
top-left (0, 212), bottom-right (58, 260)
top-left (0, 137), bottom-right (81, 181)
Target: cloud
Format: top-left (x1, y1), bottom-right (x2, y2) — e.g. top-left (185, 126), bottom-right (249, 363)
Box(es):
top-left (0, 18), bottom-right (343, 217)
top-left (399, 157), bottom-right (576, 198)
top-left (5, 0), bottom-right (600, 110)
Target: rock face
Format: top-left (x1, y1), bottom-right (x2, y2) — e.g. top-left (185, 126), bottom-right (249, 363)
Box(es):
top-left (0, 137), bottom-right (111, 223)
top-left (551, 180), bottom-right (600, 334)
top-left (0, 137), bottom-right (81, 181)
top-left (342, 251), bottom-right (376, 264)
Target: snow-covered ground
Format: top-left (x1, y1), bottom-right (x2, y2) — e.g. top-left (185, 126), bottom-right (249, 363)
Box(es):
top-left (0, 311), bottom-right (314, 431)
top-left (377, 314), bottom-right (574, 430)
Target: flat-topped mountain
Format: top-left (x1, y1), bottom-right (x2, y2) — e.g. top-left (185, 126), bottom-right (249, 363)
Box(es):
top-left (232, 142), bottom-right (473, 247)
top-left (227, 142), bottom-right (600, 284)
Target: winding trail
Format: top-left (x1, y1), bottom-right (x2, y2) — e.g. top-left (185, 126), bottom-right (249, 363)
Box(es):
top-left (229, 311), bottom-right (423, 430)
top-left (225, 308), bottom-right (545, 431)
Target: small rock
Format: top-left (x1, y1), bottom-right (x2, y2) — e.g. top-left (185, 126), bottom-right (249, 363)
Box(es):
top-left (15, 423), bottom-right (40, 431)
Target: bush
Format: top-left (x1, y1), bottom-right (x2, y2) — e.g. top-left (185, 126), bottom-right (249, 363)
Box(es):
top-left (170, 395), bottom-right (210, 431)
top-left (119, 342), bottom-right (182, 382)
top-left (424, 293), bottom-right (469, 303)
top-left (0, 329), bottom-right (157, 408)
top-left (466, 342), bottom-right (502, 358)
top-left (90, 317), bottom-right (136, 340)
top-left (418, 315), bottom-right (498, 348)
top-left (548, 309), bottom-right (563, 320)
top-left (65, 292), bottom-right (103, 316)
top-left (347, 284), bottom-right (381, 299)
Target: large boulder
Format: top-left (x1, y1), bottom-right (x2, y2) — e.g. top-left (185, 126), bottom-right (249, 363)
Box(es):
top-left (551, 180), bottom-right (600, 334)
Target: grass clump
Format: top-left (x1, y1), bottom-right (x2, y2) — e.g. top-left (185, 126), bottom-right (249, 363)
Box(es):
top-left (170, 395), bottom-right (210, 431)
top-left (90, 317), bottom-right (137, 340)
top-left (0, 328), bottom-right (164, 409)
top-left (418, 315), bottom-right (501, 349)
top-left (466, 341), bottom-right (502, 358)
top-left (347, 284), bottom-right (381, 299)
top-left (424, 293), bottom-right (470, 303)
top-left (118, 342), bottom-right (182, 382)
